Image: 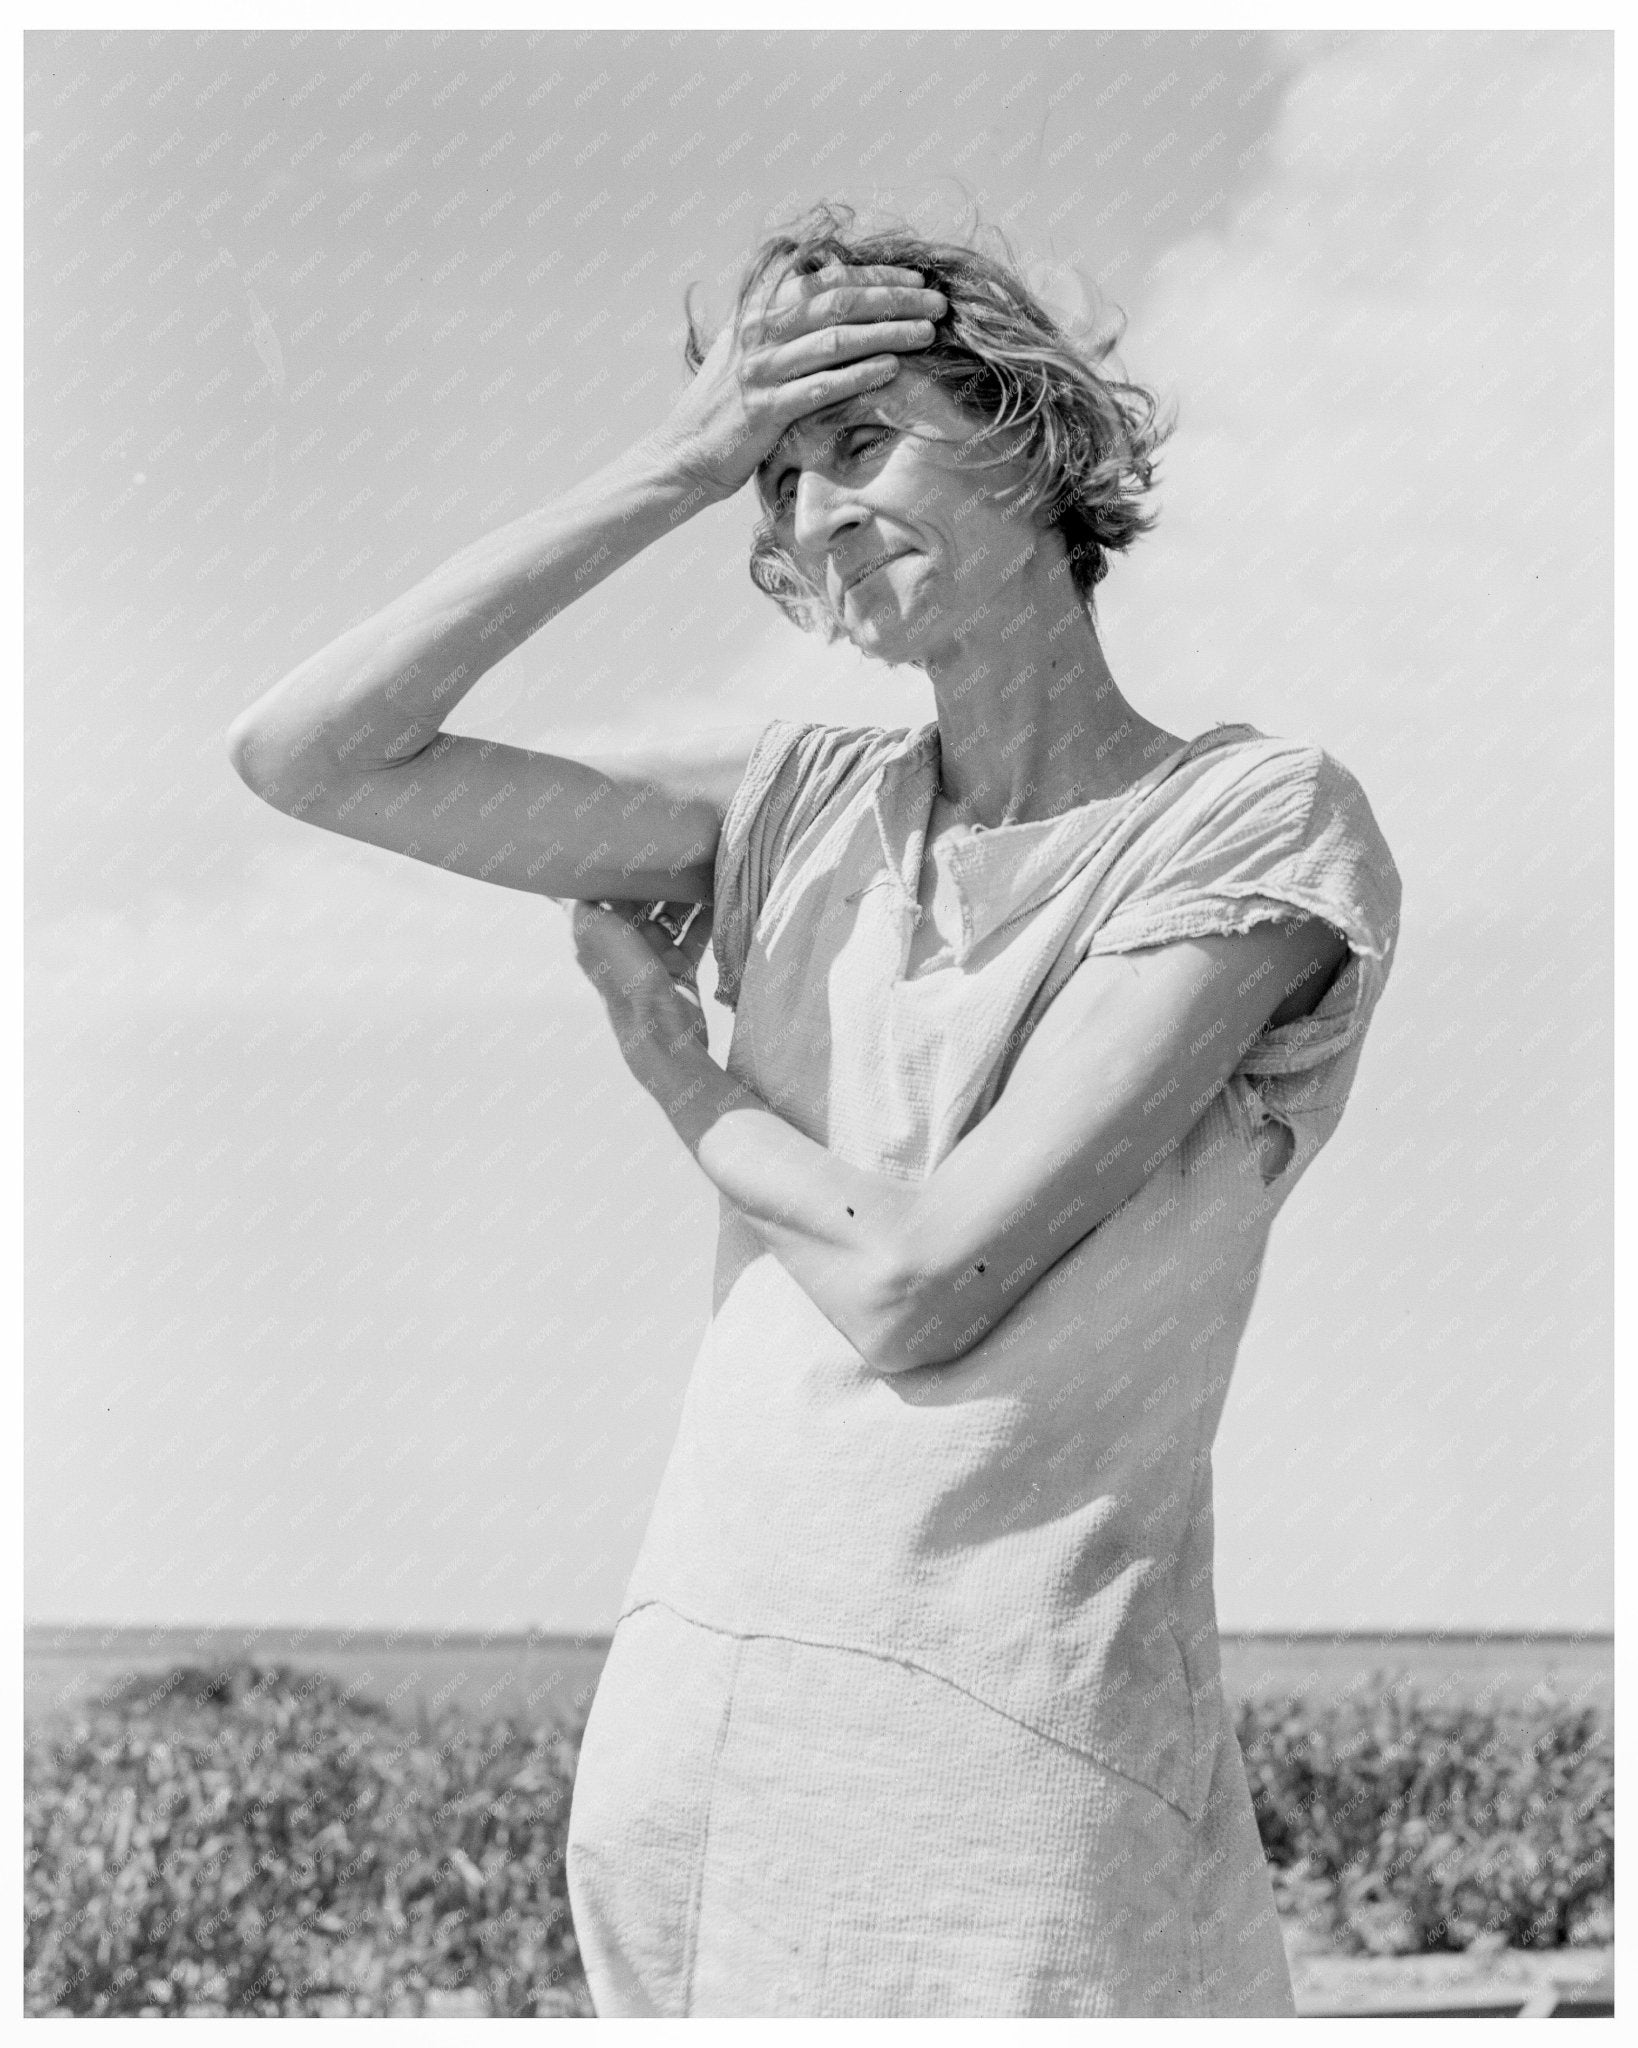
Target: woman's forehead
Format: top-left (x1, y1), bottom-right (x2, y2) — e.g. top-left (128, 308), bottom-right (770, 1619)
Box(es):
top-left (757, 398), bottom-right (868, 479)
top-left (756, 371), bottom-right (965, 481)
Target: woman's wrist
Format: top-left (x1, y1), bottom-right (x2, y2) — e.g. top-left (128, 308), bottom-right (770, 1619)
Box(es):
top-left (619, 423), bottom-right (739, 516)
top-left (628, 1027), bottom-right (746, 1138)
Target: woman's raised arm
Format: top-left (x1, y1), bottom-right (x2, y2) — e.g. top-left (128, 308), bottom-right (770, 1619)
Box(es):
top-left (226, 446), bottom-right (757, 904)
top-left (225, 263), bottom-right (947, 904)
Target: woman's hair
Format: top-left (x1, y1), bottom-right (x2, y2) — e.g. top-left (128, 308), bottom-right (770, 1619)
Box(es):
top-left (684, 202), bottom-right (1172, 638)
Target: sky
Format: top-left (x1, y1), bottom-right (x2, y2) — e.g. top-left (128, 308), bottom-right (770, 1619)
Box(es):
top-left (25, 28), bottom-right (1611, 1635)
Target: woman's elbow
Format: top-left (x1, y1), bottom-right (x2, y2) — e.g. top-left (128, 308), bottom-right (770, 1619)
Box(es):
top-left (226, 710), bottom-right (273, 794)
top-left (226, 707), bottom-right (331, 812)
top-left (854, 1261), bottom-right (970, 1375)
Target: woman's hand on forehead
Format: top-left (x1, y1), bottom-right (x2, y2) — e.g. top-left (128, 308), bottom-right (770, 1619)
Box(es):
top-left (652, 261), bottom-right (946, 503)
top-left (756, 262), bottom-right (940, 339)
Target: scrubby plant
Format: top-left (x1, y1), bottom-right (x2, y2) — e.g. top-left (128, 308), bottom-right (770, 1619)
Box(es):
top-left (25, 1662), bottom-right (590, 2016)
top-left (1235, 1683), bottom-right (1613, 1956)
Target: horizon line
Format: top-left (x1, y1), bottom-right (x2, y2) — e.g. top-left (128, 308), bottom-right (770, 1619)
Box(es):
top-left (25, 1620), bottom-right (1616, 1648)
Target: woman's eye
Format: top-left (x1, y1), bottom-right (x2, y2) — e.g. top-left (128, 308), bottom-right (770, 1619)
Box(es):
top-left (846, 427), bottom-right (891, 461)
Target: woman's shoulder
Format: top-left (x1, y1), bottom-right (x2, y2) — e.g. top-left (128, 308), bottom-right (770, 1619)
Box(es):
top-left (746, 713), bottom-right (929, 778)
top-left (1164, 724), bottom-right (1391, 846)
top-left (1071, 723), bottom-right (1400, 985)
top-left (1176, 720), bottom-right (1336, 787)
top-left (1126, 721), bottom-right (1402, 937)
top-left (769, 715), bottom-right (934, 776)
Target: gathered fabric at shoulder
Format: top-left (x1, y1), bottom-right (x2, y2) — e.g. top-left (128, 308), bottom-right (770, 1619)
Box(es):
top-left (1078, 741), bottom-right (1392, 954)
top-left (710, 720), bottom-right (920, 1009)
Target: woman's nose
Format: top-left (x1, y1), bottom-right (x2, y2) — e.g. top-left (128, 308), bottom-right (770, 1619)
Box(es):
top-left (790, 466), bottom-right (865, 555)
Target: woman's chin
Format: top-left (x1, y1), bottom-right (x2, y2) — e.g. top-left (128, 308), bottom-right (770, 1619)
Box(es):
top-left (844, 600), bottom-right (934, 669)
top-left (856, 620), bottom-right (955, 675)
top-left (847, 624), bottom-right (917, 671)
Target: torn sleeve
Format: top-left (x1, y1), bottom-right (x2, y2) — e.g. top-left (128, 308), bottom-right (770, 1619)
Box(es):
top-left (1077, 743), bottom-right (1404, 1175)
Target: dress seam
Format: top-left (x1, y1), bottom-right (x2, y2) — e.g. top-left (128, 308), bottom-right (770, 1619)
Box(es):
top-left (618, 1596), bottom-right (1202, 1824)
top-left (680, 1631), bottom-right (743, 2017)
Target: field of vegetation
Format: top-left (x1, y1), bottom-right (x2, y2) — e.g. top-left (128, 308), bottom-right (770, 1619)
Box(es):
top-left (26, 1664), bottom-right (589, 2018)
top-left (1239, 1689), bottom-right (1612, 1960)
top-left (24, 1660), bottom-right (1613, 2017)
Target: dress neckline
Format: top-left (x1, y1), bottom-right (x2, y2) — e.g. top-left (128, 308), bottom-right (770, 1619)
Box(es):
top-left (907, 719), bottom-right (1250, 837)
top-left (875, 720), bottom-right (1262, 974)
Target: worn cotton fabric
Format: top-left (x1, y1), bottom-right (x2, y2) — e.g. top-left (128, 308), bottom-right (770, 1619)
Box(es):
top-left (568, 1603), bottom-right (1295, 2017)
top-left (567, 716), bottom-right (1401, 2016)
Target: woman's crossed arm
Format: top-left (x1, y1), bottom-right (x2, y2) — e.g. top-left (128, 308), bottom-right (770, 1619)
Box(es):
top-left (572, 903), bottom-right (1347, 1373)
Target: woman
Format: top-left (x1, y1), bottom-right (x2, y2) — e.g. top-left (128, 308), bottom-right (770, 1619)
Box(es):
top-left (229, 204), bottom-right (1399, 2017)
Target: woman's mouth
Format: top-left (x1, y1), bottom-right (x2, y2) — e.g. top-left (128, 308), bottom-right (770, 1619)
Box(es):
top-left (839, 550), bottom-right (907, 599)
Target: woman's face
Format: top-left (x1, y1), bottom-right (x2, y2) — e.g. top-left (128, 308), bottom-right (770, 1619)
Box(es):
top-left (755, 363), bottom-right (1041, 668)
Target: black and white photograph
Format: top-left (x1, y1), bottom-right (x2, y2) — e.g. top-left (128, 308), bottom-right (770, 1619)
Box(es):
top-left (24, 20), bottom-right (1614, 2022)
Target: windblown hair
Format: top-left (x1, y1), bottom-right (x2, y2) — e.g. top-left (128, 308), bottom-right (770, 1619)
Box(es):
top-left (684, 202), bottom-right (1173, 638)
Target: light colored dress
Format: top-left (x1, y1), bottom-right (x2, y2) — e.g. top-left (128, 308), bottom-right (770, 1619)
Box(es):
top-left (566, 717), bottom-right (1401, 2017)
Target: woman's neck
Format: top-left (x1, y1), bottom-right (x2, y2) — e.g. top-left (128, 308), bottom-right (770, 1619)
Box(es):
top-left (921, 540), bottom-right (1182, 830)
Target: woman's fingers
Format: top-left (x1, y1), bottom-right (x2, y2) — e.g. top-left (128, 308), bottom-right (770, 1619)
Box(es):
top-left (742, 269), bottom-right (946, 415)
top-left (793, 262), bottom-right (930, 293)
top-left (756, 279), bottom-right (946, 345)
top-left (801, 283), bottom-right (947, 328)
top-left (756, 261), bottom-right (934, 319)
top-left (575, 898), bottom-right (706, 994)
top-left (573, 899), bottom-right (710, 1059)
top-left (755, 316), bottom-right (938, 387)
top-left (760, 262), bottom-right (927, 307)
top-left (573, 897), bottom-right (648, 968)
top-left (655, 263), bottom-right (941, 499)
top-left (780, 350), bottom-right (919, 411)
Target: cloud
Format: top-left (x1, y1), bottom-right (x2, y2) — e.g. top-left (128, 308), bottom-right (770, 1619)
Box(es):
top-left (29, 845), bottom-right (594, 1031)
top-left (1108, 28), bottom-right (1609, 915)
top-left (1104, 31), bottom-right (1611, 1629)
